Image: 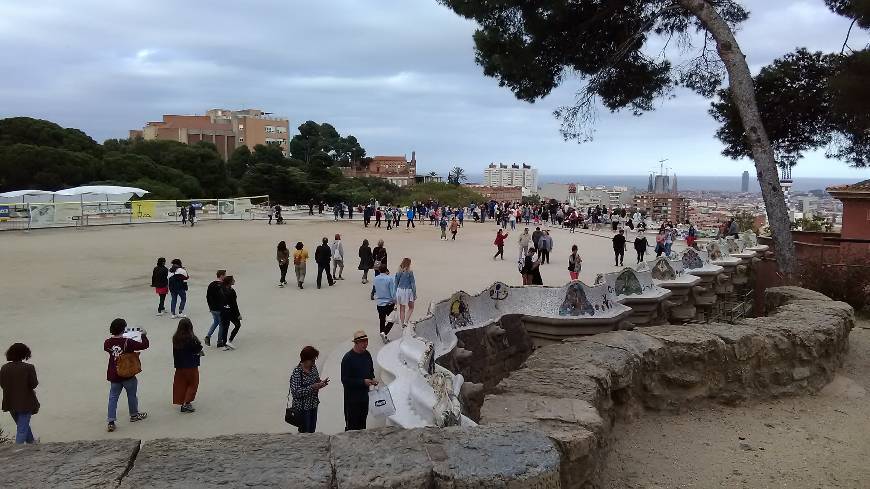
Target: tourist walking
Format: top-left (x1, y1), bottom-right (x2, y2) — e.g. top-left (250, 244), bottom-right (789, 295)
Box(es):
top-left (341, 330), bottom-right (377, 431)
top-left (539, 231), bottom-right (553, 264)
top-left (493, 229), bottom-right (508, 260)
top-left (277, 241), bottom-right (290, 287)
top-left (439, 215), bottom-right (448, 240)
top-left (406, 207), bottom-right (415, 228)
top-left (728, 218), bottom-right (739, 238)
top-left (358, 239), bottom-right (374, 284)
top-left (375, 208), bottom-right (382, 228)
top-left (172, 318), bottom-right (202, 413)
top-left (663, 228), bottom-right (674, 257)
top-left (289, 346), bottom-right (328, 433)
top-left (374, 264), bottom-right (397, 343)
top-left (395, 258), bottom-right (417, 326)
top-left (167, 259), bottom-right (189, 319)
top-left (150, 257), bottom-right (169, 316)
top-left (293, 242), bottom-right (308, 289)
top-left (686, 223), bottom-right (698, 249)
top-left (315, 237), bottom-right (335, 289)
top-left (104, 318), bottom-right (149, 432)
top-left (518, 228), bottom-right (530, 256)
top-left (217, 275), bottom-right (242, 351)
top-left (188, 203), bottom-right (196, 227)
top-left (1, 343), bottom-right (39, 444)
top-left (180, 205), bottom-right (188, 225)
top-left (654, 230), bottom-right (666, 257)
top-left (568, 245), bottom-right (582, 281)
top-left (204, 269), bottom-right (227, 346)
top-left (331, 234), bottom-right (345, 280)
top-left (449, 217), bottom-right (459, 240)
top-left (370, 240), bottom-right (387, 300)
top-left (612, 230), bottom-right (627, 267)
top-left (634, 234), bottom-right (650, 264)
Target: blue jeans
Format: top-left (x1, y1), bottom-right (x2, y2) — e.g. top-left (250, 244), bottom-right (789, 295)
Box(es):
top-left (107, 377), bottom-right (139, 422)
top-left (10, 412), bottom-right (34, 444)
top-left (664, 242), bottom-right (673, 256)
top-left (510, 221), bottom-right (516, 230)
top-left (298, 408), bottom-right (318, 433)
top-left (170, 290), bottom-right (187, 315)
top-left (207, 310), bottom-right (221, 337)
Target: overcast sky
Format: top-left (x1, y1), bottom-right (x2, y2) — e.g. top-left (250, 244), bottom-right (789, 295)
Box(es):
top-left (0, 0), bottom-right (867, 180)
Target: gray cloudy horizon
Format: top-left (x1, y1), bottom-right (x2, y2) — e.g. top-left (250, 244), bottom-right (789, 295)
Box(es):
top-left (0, 0), bottom-right (867, 181)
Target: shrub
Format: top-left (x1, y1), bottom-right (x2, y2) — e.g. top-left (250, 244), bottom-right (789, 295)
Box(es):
top-left (799, 260), bottom-right (870, 311)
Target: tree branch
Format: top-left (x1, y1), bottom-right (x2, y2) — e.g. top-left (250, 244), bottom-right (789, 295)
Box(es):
top-left (841, 19), bottom-right (857, 55)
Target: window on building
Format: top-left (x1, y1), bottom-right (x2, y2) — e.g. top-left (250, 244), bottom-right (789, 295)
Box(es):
top-left (276, 127), bottom-right (287, 133)
top-left (238, 137), bottom-right (245, 143)
top-left (238, 124), bottom-right (244, 130)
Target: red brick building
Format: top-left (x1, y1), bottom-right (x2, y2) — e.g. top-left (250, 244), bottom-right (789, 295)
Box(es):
top-left (138, 115), bottom-right (237, 160)
top-left (341, 152), bottom-right (417, 187)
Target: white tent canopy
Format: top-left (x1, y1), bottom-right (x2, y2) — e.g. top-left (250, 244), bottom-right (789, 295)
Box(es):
top-left (1, 186), bottom-right (149, 204)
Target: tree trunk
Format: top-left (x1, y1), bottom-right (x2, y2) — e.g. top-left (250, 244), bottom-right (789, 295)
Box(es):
top-left (678, 0), bottom-right (797, 277)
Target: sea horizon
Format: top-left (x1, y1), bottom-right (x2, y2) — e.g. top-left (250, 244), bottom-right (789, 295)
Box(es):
top-left (464, 173), bottom-right (864, 193)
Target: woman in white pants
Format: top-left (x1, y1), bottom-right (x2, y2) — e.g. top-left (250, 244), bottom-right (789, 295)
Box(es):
top-left (394, 258), bottom-right (417, 326)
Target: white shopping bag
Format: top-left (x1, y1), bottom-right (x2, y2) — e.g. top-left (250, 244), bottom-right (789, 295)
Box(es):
top-left (368, 385), bottom-right (396, 418)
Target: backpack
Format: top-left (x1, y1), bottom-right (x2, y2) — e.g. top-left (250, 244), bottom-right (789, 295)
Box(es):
top-left (116, 340), bottom-right (142, 378)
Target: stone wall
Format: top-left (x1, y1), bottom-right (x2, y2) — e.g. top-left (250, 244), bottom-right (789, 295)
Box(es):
top-left (1, 287), bottom-right (852, 488)
top-left (480, 286), bottom-right (853, 488)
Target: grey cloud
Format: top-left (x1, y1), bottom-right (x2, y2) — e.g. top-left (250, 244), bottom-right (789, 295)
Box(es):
top-left (0, 0), bottom-right (867, 179)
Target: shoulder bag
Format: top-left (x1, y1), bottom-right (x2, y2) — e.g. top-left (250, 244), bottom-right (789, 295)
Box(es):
top-left (116, 339), bottom-right (142, 378)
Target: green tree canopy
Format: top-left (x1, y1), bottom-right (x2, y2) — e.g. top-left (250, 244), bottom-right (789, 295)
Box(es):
top-left (0, 144), bottom-right (101, 190)
top-left (288, 121), bottom-right (366, 166)
top-left (0, 117), bottom-right (103, 158)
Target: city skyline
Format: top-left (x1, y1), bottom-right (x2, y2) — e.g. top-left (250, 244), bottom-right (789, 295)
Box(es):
top-left (0, 0), bottom-right (868, 179)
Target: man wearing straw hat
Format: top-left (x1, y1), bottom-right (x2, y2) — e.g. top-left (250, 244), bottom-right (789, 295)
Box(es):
top-left (340, 330), bottom-right (377, 431)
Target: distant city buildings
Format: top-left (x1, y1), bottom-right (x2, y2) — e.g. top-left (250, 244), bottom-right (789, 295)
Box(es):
top-left (634, 193), bottom-right (689, 223)
top-left (741, 171), bottom-right (750, 193)
top-left (647, 173), bottom-right (678, 195)
top-left (465, 185), bottom-right (523, 202)
top-left (341, 152), bottom-right (417, 187)
top-left (130, 108), bottom-right (290, 160)
top-left (539, 183), bottom-right (634, 207)
top-left (484, 163), bottom-right (538, 194)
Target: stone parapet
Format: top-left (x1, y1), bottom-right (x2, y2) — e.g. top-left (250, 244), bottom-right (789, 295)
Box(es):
top-left (3, 425), bottom-right (561, 489)
top-left (480, 287), bottom-right (853, 487)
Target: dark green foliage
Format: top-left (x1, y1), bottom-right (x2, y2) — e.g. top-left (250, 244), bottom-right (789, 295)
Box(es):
top-left (227, 145), bottom-right (253, 179)
top-left (403, 182), bottom-right (484, 207)
top-left (0, 144), bottom-right (101, 190)
top-left (825, 0), bottom-right (870, 28)
top-left (438, 0), bottom-right (749, 139)
top-left (0, 117), bottom-right (103, 158)
top-left (447, 167), bottom-right (467, 185)
top-left (288, 121), bottom-right (366, 165)
top-left (710, 48), bottom-right (869, 167)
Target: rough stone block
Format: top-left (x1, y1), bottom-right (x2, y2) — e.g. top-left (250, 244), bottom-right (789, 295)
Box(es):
top-left (480, 392), bottom-right (604, 434)
top-left (423, 424), bottom-right (562, 488)
top-left (0, 439), bottom-right (139, 489)
top-left (119, 433), bottom-right (332, 488)
top-left (331, 427), bottom-right (432, 488)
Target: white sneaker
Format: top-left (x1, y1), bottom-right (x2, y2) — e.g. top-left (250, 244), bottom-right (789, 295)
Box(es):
top-left (155, 311), bottom-right (165, 316)
top-left (171, 314), bottom-right (177, 319)
top-left (177, 313), bottom-right (187, 318)
top-left (225, 342), bottom-right (236, 350)
top-left (278, 282), bottom-right (285, 287)
top-left (379, 332), bottom-right (389, 344)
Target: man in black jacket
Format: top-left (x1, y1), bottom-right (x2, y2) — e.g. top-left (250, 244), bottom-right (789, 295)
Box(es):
top-left (613, 230), bottom-right (627, 267)
top-left (314, 237), bottom-right (335, 289)
top-left (204, 269), bottom-right (226, 346)
top-left (341, 330), bottom-right (377, 430)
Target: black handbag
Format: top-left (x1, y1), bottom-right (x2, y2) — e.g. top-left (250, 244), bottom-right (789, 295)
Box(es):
top-left (284, 407), bottom-right (300, 426)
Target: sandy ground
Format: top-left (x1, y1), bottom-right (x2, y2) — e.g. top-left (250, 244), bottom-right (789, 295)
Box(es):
top-left (601, 321), bottom-right (870, 489)
top-left (1, 216), bottom-right (632, 442)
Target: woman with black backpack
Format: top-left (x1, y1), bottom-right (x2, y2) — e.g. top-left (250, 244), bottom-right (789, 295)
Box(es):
top-left (167, 259), bottom-right (189, 319)
top-left (217, 275), bottom-right (242, 351)
top-left (150, 257), bottom-right (169, 316)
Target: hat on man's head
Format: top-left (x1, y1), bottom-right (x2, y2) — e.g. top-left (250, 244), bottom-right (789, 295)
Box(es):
top-left (352, 330), bottom-right (368, 342)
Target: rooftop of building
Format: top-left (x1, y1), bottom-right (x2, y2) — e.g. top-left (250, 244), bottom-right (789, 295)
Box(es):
top-left (827, 179), bottom-right (870, 194)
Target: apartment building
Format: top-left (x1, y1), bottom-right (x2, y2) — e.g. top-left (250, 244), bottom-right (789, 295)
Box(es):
top-left (634, 193), bottom-right (690, 223)
top-left (207, 109), bottom-right (290, 155)
top-left (483, 163), bottom-right (538, 194)
top-left (138, 115), bottom-right (237, 160)
top-left (132, 108), bottom-right (290, 160)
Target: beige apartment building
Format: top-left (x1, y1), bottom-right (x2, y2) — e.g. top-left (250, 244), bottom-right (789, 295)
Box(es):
top-left (132, 109), bottom-right (290, 160)
top-left (206, 109), bottom-right (290, 155)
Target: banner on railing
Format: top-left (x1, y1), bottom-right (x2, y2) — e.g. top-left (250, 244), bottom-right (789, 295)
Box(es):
top-left (0, 195), bottom-right (270, 231)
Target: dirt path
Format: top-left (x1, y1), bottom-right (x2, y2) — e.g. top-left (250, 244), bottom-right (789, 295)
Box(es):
top-left (600, 320), bottom-right (870, 489)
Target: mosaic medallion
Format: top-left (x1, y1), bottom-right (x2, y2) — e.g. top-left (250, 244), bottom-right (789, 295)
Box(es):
top-left (707, 242), bottom-right (724, 261)
top-left (682, 248), bottom-right (703, 269)
top-left (615, 269), bottom-right (643, 296)
top-left (448, 293), bottom-right (473, 329)
top-left (650, 258), bottom-right (676, 281)
top-left (559, 283), bottom-right (596, 316)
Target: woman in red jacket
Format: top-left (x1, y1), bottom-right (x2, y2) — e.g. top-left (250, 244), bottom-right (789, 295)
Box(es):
top-left (493, 229), bottom-right (509, 260)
